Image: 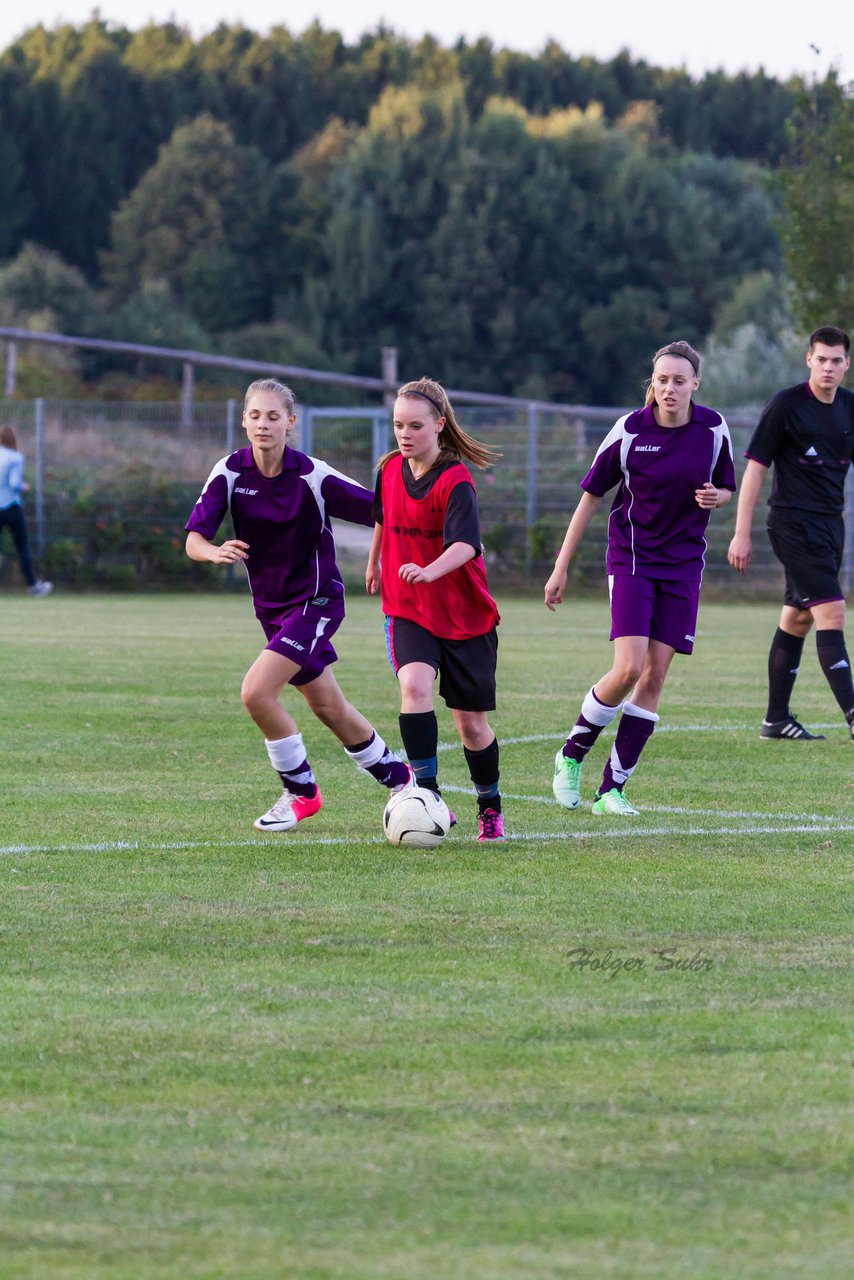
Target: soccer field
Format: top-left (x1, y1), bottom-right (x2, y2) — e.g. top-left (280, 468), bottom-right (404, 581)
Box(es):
top-left (1, 593), bottom-right (851, 1279)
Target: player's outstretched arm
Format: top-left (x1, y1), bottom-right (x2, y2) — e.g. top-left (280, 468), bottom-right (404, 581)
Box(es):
top-left (727, 459), bottom-right (767, 573)
top-left (544, 491), bottom-right (602, 611)
top-left (185, 531), bottom-right (249, 565)
top-left (321, 470), bottom-right (375, 528)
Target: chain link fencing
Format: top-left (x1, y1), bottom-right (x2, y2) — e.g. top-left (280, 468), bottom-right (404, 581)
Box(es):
top-left (1, 397), bottom-right (851, 597)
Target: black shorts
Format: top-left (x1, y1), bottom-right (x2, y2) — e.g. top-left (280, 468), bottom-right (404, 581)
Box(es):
top-left (767, 512), bottom-right (845, 609)
top-left (384, 616), bottom-right (498, 711)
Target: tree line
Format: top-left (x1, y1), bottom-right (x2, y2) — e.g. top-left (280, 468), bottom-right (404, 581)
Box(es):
top-left (0, 19), bottom-right (849, 404)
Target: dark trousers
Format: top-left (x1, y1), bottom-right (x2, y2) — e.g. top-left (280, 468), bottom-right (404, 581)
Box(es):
top-left (0, 503), bottom-right (36, 586)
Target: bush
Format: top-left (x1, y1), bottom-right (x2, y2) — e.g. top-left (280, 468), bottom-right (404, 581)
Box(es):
top-left (42, 463), bottom-right (214, 589)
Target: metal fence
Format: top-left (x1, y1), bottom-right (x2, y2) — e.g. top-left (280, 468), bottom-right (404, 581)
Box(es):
top-left (1, 397), bottom-right (852, 596)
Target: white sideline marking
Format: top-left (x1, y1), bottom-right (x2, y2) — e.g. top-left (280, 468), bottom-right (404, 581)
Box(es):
top-left (505, 824), bottom-right (852, 840)
top-left (437, 724), bottom-right (843, 751)
top-left (439, 785), bottom-right (840, 825)
top-left (1, 822), bottom-right (849, 857)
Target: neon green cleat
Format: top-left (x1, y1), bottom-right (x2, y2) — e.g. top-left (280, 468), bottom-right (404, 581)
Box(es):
top-left (591, 787), bottom-right (639, 816)
top-left (553, 748), bottom-right (582, 810)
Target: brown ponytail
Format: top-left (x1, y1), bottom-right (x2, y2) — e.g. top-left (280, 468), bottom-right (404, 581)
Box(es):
top-left (378, 376), bottom-right (501, 470)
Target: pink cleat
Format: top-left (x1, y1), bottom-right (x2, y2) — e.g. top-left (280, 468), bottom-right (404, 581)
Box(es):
top-left (477, 807), bottom-right (505, 842)
top-left (254, 789), bottom-right (323, 832)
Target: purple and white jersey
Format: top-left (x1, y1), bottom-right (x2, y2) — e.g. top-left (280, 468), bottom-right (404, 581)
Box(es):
top-left (185, 445), bottom-right (374, 611)
top-left (581, 404), bottom-right (736, 581)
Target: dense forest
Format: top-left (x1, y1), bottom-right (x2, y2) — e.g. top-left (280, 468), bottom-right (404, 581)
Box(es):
top-left (0, 19), bottom-right (848, 403)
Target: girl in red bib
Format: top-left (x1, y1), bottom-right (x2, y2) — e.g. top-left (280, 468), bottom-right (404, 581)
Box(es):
top-left (366, 377), bottom-right (505, 842)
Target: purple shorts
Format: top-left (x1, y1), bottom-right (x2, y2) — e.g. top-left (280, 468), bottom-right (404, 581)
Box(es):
top-left (255, 598), bottom-right (345, 686)
top-left (609, 574), bottom-right (700, 655)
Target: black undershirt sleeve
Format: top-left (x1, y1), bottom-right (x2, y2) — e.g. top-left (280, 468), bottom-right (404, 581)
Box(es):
top-left (443, 482), bottom-right (482, 555)
top-left (371, 469), bottom-right (383, 524)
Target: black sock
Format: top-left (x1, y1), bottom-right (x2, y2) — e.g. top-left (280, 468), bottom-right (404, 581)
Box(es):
top-left (398, 711), bottom-right (439, 790)
top-left (767, 628), bottom-right (805, 722)
top-left (815, 630), bottom-right (854, 719)
top-left (463, 739), bottom-right (501, 813)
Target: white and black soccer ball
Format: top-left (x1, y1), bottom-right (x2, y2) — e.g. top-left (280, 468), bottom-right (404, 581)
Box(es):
top-left (382, 786), bottom-right (451, 848)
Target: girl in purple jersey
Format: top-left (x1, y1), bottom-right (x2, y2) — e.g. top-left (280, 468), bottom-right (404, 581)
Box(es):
top-left (185, 379), bottom-right (411, 832)
top-left (544, 341), bottom-right (736, 815)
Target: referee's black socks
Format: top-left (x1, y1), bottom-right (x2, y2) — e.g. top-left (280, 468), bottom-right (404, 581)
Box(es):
top-left (815, 629), bottom-right (854, 718)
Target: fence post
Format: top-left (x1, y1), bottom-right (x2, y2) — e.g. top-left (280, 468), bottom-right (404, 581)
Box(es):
top-left (225, 398), bottom-right (236, 452)
top-left (525, 402), bottom-right (539, 573)
top-left (300, 406), bottom-right (313, 456)
top-left (371, 408), bottom-right (389, 465)
top-left (381, 347), bottom-right (398, 407)
top-left (181, 362), bottom-right (194, 429)
top-left (34, 397), bottom-right (45, 563)
top-left (4, 340), bottom-right (16, 397)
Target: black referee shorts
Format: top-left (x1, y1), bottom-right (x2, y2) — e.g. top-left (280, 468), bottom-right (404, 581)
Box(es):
top-left (767, 512), bottom-right (845, 609)
top-left (384, 616), bottom-right (498, 711)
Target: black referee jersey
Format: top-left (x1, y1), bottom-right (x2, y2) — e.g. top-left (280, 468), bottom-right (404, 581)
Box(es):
top-left (745, 381), bottom-right (854, 516)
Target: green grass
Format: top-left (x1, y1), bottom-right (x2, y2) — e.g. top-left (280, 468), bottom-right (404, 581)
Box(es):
top-left (0, 593), bottom-right (851, 1279)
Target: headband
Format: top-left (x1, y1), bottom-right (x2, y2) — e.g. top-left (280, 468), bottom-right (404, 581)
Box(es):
top-left (401, 388), bottom-right (444, 415)
top-left (656, 348), bottom-right (699, 375)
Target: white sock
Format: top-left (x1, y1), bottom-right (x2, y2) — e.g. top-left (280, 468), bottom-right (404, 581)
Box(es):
top-left (581, 686), bottom-right (623, 726)
top-left (343, 731), bottom-right (385, 768)
top-left (264, 733), bottom-right (314, 787)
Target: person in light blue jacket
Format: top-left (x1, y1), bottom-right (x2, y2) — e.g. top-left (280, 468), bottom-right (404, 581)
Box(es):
top-left (0, 425), bottom-right (52, 595)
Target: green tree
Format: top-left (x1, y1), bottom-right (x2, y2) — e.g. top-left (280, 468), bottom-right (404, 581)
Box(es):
top-left (779, 71), bottom-right (854, 332)
top-left (103, 114), bottom-right (273, 331)
top-left (1, 20), bottom-right (142, 272)
top-left (711, 270), bottom-right (791, 341)
top-left (0, 125), bottom-right (31, 258)
top-left (700, 272), bottom-right (803, 408)
top-left (294, 85), bottom-right (781, 402)
top-left (109, 279), bottom-right (213, 351)
top-left (0, 241), bottom-right (101, 332)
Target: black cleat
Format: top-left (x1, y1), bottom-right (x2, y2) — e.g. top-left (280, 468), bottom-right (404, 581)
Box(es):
top-left (760, 716), bottom-right (825, 741)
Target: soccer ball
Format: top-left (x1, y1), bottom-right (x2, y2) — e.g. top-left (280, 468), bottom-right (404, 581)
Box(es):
top-left (382, 786), bottom-right (451, 848)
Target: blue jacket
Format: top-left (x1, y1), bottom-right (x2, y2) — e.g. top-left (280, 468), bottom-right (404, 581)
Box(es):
top-left (0, 445), bottom-right (25, 509)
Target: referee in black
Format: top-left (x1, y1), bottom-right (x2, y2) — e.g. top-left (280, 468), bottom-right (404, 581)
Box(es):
top-left (728, 325), bottom-right (854, 739)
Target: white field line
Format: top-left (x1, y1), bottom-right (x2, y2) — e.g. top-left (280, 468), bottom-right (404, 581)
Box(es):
top-left (2, 823), bottom-right (850, 857)
top-left (437, 724), bottom-right (844, 751)
top-left (439, 784), bottom-right (840, 825)
top-left (2, 730), bottom-right (847, 858)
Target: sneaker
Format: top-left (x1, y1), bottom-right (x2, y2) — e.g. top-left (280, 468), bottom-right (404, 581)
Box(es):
top-left (759, 716), bottom-right (825, 741)
top-left (846, 710), bottom-right (854, 741)
top-left (477, 807), bottom-right (505, 842)
top-left (28, 580), bottom-right (53, 596)
top-left (591, 788), bottom-right (639, 816)
top-left (553, 748), bottom-right (582, 810)
top-left (253, 788), bottom-right (323, 832)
